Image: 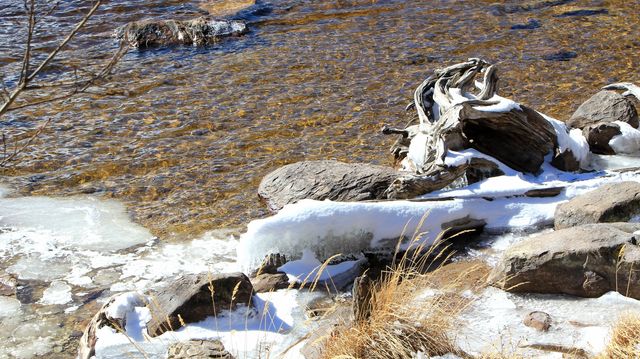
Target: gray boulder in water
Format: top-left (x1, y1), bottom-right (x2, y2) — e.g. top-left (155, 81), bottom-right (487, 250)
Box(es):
top-left (116, 17), bottom-right (247, 48)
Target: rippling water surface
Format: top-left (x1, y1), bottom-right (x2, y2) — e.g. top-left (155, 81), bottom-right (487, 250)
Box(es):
top-left (1, 0), bottom-right (639, 239)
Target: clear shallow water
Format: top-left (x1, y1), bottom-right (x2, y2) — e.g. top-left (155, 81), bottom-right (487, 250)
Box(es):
top-left (0, 0), bottom-right (639, 239)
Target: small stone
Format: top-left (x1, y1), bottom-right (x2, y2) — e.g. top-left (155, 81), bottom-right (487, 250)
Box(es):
top-left (524, 311), bottom-right (552, 332)
top-left (250, 273), bottom-right (289, 293)
top-left (0, 274), bottom-right (17, 297)
top-left (567, 90), bottom-right (639, 154)
top-left (252, 253), bottom-right (288, 276)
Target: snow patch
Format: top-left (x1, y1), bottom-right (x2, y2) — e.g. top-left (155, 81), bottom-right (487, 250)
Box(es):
top-left (238, 162), bottom-right (640, 269)
top-left (278, 249), bottom-right (363, 288)
top-left (0, 296), bottom-right (21, 317)
top-left (456, 288), bottom-right (640, 357)
top-left (544, 114), bottom-right (590, 167)
top-left (39, 280), bottom-right (73, 305)
top-left (609, 121), bottom-right (640, 154)
top-left (472, 95), bottom-right (521, 113)
top-left (105, 292), bottom-right (146, 320)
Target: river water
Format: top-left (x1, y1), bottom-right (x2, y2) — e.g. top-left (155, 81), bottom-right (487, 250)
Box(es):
top-left (0, 0), bottom-right (639, 239)
top-left (0, 0), bottom-right (639, 357)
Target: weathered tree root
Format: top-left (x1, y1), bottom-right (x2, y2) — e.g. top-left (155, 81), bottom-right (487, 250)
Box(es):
top-left (383, 58), bottom-right (581, 198)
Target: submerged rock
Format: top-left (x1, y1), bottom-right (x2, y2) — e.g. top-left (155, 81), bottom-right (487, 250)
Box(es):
top-left (489, 223), bottom-right (640, 299)
top-left (258, 160), bottom-right (400, 212)
top-left (567, 90), bottom-right (638, 154)
top-left (116, 17), bottom-right (247, 48)
top-left (554, 181), bottom-right (640, 229)
top-left (167, 340), bottom-right (234, 359)
top-left (554, 9), bottom-right (608, 17)
top-left (146, 272), bottom-right (253, 336)
top-left (199, 0), bottom-right (256, 17)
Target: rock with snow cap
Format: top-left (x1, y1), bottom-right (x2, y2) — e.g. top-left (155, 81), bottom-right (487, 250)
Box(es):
top-left (78, 292), bottom-right (148, 359)
top-left (567, 90), bottom-right (638, 154)
top-left (489, 223), bottom-right (640, 299)
top-left (146, 272), bottom-right (254, 337)
top-left (554, 181), bottom-right (640, 229)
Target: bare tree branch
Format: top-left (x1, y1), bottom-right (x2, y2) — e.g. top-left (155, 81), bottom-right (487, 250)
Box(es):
top-left (26, 0), bottom-right (102, 83)
top-left (0, 0), bottom-right (129, 168)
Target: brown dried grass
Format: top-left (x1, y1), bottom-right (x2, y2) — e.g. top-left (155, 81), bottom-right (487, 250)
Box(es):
top-left (319, 227), bottom-right (482, 359)
top-left (598, 312), bottom-right (640, 358)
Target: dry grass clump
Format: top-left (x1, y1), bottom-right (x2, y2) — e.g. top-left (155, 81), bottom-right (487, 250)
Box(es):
top-left (319, 231), bottom-right (481, 359)
top-left (598, 312), bottom-right (640, 358)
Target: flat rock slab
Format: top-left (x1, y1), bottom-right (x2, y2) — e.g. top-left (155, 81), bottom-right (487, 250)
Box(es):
top-left (555, 181), bottom-right (640, 229)
top-left (258, 160), bottom-right (400, 212)
top-left (489, 223), bottom-right (640, 299)
top-left (168, 340), bottom-right (234, 359)
top-left (147, 272), bottom-right (254, 337)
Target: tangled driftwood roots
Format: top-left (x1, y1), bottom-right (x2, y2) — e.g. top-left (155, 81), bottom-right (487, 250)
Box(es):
top-left (387, 58), bottom-right (579, 178)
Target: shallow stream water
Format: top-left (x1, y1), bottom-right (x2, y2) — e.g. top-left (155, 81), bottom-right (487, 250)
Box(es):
top-left (1, 0), bottom-right (640, 358)
top-left (1, 0), bottom-right (639, 239)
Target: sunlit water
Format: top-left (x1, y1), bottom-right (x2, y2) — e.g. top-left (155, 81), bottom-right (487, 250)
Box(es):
top-left (0, 0), bottom-right (640, 357)
top-left (0, 0), bottom-right (639, 239)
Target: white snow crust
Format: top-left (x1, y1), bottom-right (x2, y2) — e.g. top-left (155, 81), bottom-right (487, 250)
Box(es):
top-left (609, 121), bottom-right (640, 154)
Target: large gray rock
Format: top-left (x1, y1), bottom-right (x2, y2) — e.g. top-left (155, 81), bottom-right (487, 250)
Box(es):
top-left (258, 160), bottom-right (400, 212)
top-left (146, 273), bottom-right (254, 337)
top-left (555, 181), bottom-right (640, 229)
top-left (116, 17), bottom-right (247, 48)
top-left (567, 91), bottom-right (638, 154)
top-left (489, 223), bottom-right (640, 298)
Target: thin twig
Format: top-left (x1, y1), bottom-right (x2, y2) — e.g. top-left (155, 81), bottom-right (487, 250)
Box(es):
top-left (19, 0), bottom-right (36, 85)
top-left (0, 118), bottom-right (51, 167)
